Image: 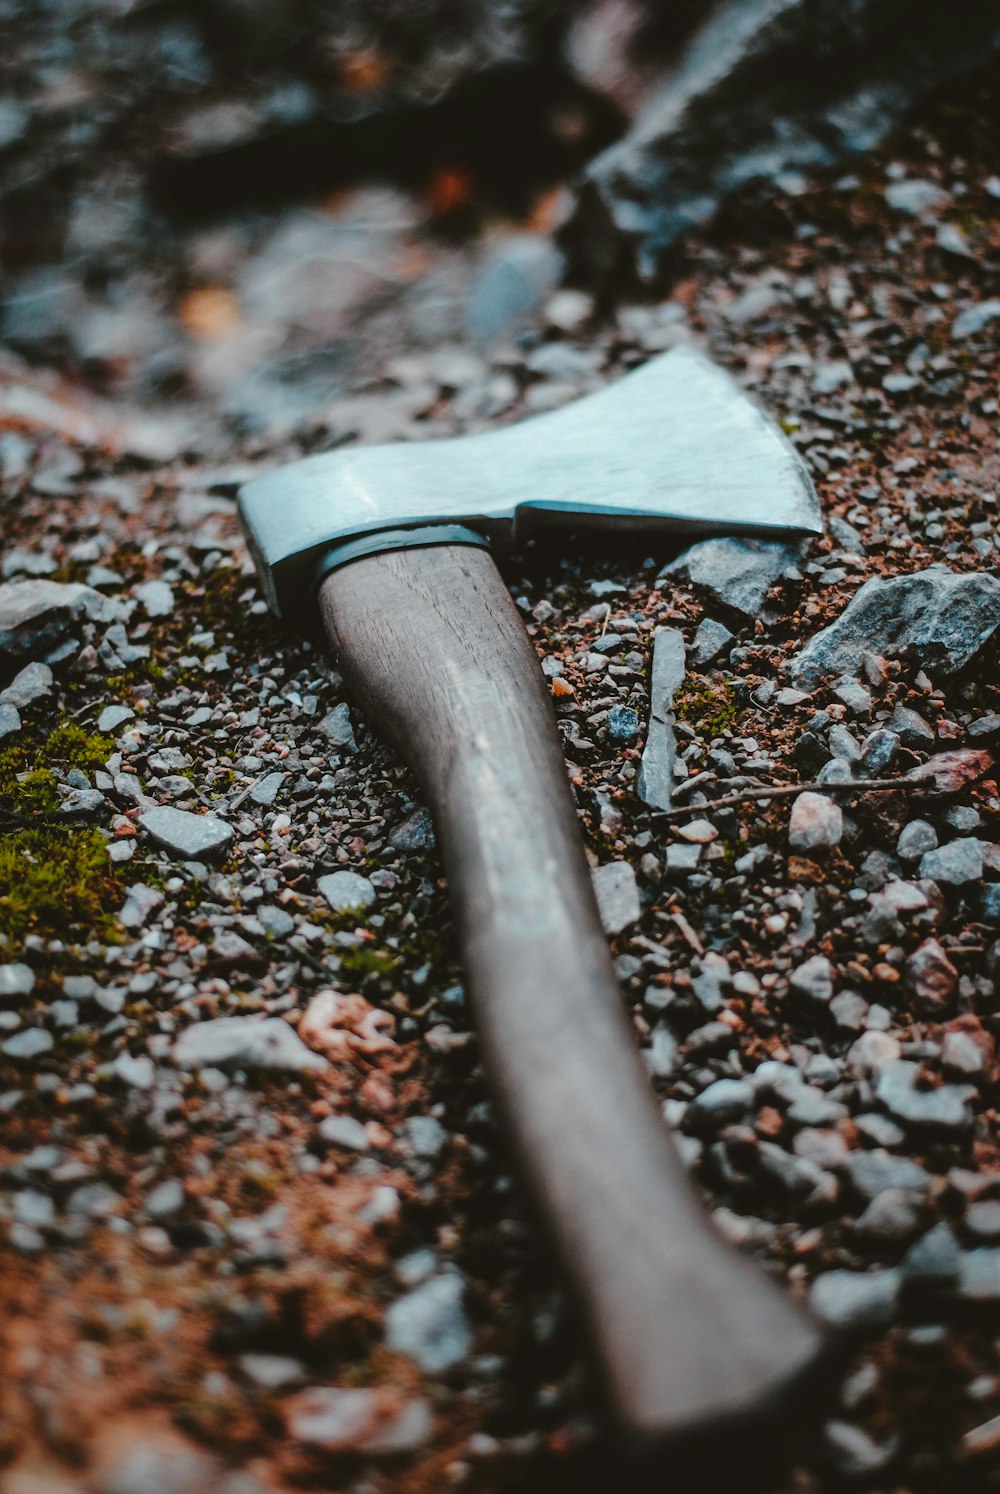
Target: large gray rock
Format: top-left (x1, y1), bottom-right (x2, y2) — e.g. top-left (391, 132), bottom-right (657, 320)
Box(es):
top-left (138, 806), bottom-right (234, 862)
top-left (637, 625), bottom-right (685, 810)
top-left (173, 1016), bottom-right (328, 1073)
top-left (661, 537), bottom-right (801, 619)
top-left (791, 567), bottom-right (1000, 683)
top-left (0, 578), bottom-right (110, 668)
top-left (565, 0), bottom-right (1000, 280)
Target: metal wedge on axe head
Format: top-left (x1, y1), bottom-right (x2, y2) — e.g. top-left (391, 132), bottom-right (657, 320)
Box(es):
top-left (238, 345), bottom-right (831, 1469)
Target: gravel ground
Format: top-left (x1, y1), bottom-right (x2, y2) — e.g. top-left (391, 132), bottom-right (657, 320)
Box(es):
top-left (1, 64), bottom-right (999, 1494)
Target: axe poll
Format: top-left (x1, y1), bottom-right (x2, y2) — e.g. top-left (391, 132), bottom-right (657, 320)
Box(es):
top-left (238, 346), bottom-right (831, 1462)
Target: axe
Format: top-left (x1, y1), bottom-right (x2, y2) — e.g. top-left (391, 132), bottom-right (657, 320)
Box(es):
top-left (238, 346), bottom-right (830, 1463)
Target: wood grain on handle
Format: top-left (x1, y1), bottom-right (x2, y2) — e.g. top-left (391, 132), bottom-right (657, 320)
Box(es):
top-left (319, 544), bottom-right (829, 1457)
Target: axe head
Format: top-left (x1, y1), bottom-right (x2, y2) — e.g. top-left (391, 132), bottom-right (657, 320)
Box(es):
top-left (238, 344), bottom-right (820, 625)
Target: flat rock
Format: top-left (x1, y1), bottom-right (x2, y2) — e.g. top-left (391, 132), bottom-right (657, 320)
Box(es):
top-left (139, 805), bottom-right (234, 861)
top-left (0, 963), bottom-right (35, 1002)
top-left (319, 870), bottom-right (376, 914)
top-left (0, 701), bottom-right (19, 740)
top-left (0, 578), bottom-right (110, 665)
top-left (97, 703), bottom-right (135, 733)
top-left (173, 1016), bottom-right (328, 1072)
top-left (905, 938), bottom-right (958, 1013)
top-left (592, 860), bottom-right (640, 934)
top-left (791, 567), bottom-right (1000, 683)
top-left (320, 701), bottom-right (358, 752)
top-left (952, 299), bottom-right (1000, 339)
top-left (790, 953), bottom-right (834, 1002)
top-left (690, 617), bottom-right (734, 667)
top-left (897, 819), bottom-right (937, 862)
top-left (637, 626), bottom-right (684, 811)
top-left (918, 838), bottom-right (983, 885)
top-left (876, 1060), bottom-right (974, 1133)
top-left (809, 1268), bottom-right (901, 1329)
top-left (0, 660), bottom-right (53, 708)
top-left (249, 771), bottom-right (284, 806)
top-left (661, 537), bottom-right (800, 618)
top-left (284, 1385), bottom-right (431, 1456)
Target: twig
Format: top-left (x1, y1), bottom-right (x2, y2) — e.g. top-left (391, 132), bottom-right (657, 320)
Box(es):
top-left (649, 775), bottom-right (936, 822)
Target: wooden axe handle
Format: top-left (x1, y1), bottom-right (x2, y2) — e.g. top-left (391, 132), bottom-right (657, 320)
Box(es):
top-left (319, 543), bottom-right (829, 1458)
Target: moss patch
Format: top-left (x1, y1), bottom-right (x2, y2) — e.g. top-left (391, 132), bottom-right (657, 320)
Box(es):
top-left (0, 718), bottom-right (120, 950)
top-left (675, 676), bottom-right (739, 738)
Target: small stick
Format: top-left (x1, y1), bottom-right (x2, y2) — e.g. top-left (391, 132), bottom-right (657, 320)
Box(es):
top-left (649, 775), bottom-right (937, 821)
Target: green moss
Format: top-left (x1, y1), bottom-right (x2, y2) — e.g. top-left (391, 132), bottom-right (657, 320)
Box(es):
top-left (675, 676), bottom-right (739, 738)
top-left (0, 717), bottom-right (119, 950)
top-left (0, 825), bottom-right (120, 949)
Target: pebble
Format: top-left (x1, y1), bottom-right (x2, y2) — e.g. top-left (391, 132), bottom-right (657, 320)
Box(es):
top-left (661, 536), bottom-right (800, 618)
top-left (885, 177), bottom-right (950, 216)
top-left (684, 1078), bottom-right (754, 1133)
top-left (284, 1385), bottom-right (431, 1455)
top-left (905, 938), bottom-right (958, 1012)
top-left (606, 704), bottom-right (639, 740)
top-left (789, 792), bottom-right (843, 851)
top-left (0, 577), bottom-right (109, 665)
top-left (134, 578), bottom-right (174, 617)
top-left (897, 819), bottom-right (937, 861)
top-left (138, 805), bottom-right (234, 861)
top-left (320, 701), bottom-right (358, 752)
top-left (173, 1016), bottom-right (329, 1073)
top-left (690, 617), bottom-right (733, 666)
top-left (120, 882), bottom-right (164, 929)
top-left (876, 1061), bottom-right (974, 1134)
top-left (0, 701), bottom-right (20, 739)
top-left (855, 1188), bottom-right (924, 1242)
top-left (97, 703), bottom-right (135, 733)
top-left (390, 808), bottom-right (436, 851)
top-left (249, 771), bottom-right (284, 806)
top-left (1, 1027), bottom-right (53, 1060)
top-left (861, 727), bottom-right (898, 774)
top-left (592, 860), bottom-right (640, 934)
top-left (0, 659), bottom-right (53, 708)
top-left (318, 1114), bottom-right (370, 1152)
top-left (952, 299), bottom-right (1000, 339)
top-left (0, 963), bottom-right (35, 1001)
top-left (809, 1269), bottom-right (900, 1329)
top-left (918, 838), bottom-right (983, 885)
top-left (318, 870), bottom-right (377, 914)
top-left (824, 1419), bottom-right (898, 1478)
top-left (789, 954), bottom-right (834, 1002)
top-left (386, 1270), bottom-right (471, 1372)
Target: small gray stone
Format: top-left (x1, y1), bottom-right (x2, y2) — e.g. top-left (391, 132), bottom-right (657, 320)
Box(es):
top-left (120, 883), bottom-right (164, 930)
top-left (0, 963), bottom-right (35, 1002)
top-left (861, 728), bottom-right (899, 774)
top-left (685, 1078), bottom-right (754, 1133)
top-left (644, 1024), bottom-right (678, 1078)
top-left (1, 1027), bottom-right (53, 1060)
top-left (903, 1222), bottom-right (961, 1284)
top-left (1, 659), bottom-right (53, 708)
top-left (690, 617), bottom-right (733, 667)
top-left (832, 676), bottom-right (871, 714)
top-left (173, 1016), bottom-right (328, 1073)
top-left (606, 704), bottom-right (640, 740)
top-left (876, 1060), bottom-right (974, 1133)
top-left (885, 177), bottom-right (950, 217)
top-left (824, 1420), bottom-right (899, 1478)
top-left (840, 1148), bottom-right (931, 1205)
top-left (146, 1178), bottom-right (185, 1220)
top-left (952, 299), bottom-right (1000, 340)
top-left (318, 870), bottom-right (376, 914)
top-left (809, 1269), bottom-right (900, 1329)
top-left (592, 860), bottom-right (640, 934)
top-left (789, 954), bottom-right (834, 1002)
top-left (400, 1115), bottom-right (445, 1159)
top-left (134, 579), bottom-right (174, 617)
top-left (320, 702), bottom-right (358, 752)
top-left (897, 819), bottom-right (937, 862)
top-left (855, 1188), bottom-right (924, 1242)
top-left (386, 1270), bottom-right (471, 1372)
top-left (112, 1052), bottom-right (155, 1089)
top-left (789, 792), bottom-right (843, 851)
top-left (905, 938), bottom-right (958, 1013)
top-left (958, 1248), bottom-right (1000, 1303)
top-left (139, 805), bottom-right (234, 862)
top-left (0, 701), bottom-right (20, 740)
top-left (390, 808), bottom-right (436, 851)
top-left (890, 704), bottom-right (935, 747)
top-left (318, 1114), bottom-right (370, 1151)
top-left (101, 1445), bottom-right (219, 1494)
top-left (918, 838), bottom-right (983, 885)
top-left (238, 1354), bottom-right (305, 1393)
top-left (661, 537), bottom-right (800, 618)
top-left (97, 703), bottom-right (135, 733)
top-left (249, 771), bottom-right (285, 806)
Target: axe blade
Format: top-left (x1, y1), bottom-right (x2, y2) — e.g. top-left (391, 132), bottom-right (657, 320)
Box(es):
top-left (239, 344), bottom-right (820, 623)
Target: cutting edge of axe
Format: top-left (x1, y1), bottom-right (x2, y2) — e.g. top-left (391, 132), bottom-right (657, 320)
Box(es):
top-left (238, 346), bottom-right (838, 1469)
